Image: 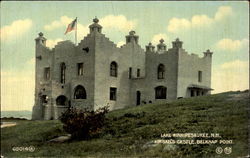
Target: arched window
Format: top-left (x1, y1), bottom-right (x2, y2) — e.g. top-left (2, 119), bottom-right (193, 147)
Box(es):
top-left (157, 64), bottom-right (165, 79)
top-left (155, 86), bottom-right (167, 99)
top-left (56, 95), bottom-right (67, 106)
top-left (110, 61), bottom-right (118, 77)
top-left (60, 63), bottom-right (66, 84)
top-left (74, 85), bottom-right (87, 99)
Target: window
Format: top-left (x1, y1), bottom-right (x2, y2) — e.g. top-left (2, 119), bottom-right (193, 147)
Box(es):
top-left (41, 95), bottom-right (48, 104)
top-left (137, 69), bottom-right (140, 77)
top-left (110, 61), bottom-right (118, 77)
top-left (77, 63), bottom-right (84, 76)
top-left (74, 85), bottom-right (87, 99)
top-left (44, 67), bottom-right (50, 80)
top-left (198, 71), bottom-right (202, 82)
top-left (191, 90), bottom-right (195, 97)
top-left (110, 87), bottom-right (117, 101)
top-left (129, 67), bottom-right (132, 79)
top-left (60, 63), bottom-right (66, 84)
top-left (56, 95), bottom-right (67, 106)
top-left (158, 64), bottom-right (165, 79)
top-left (155, 86), bottom-right (167, 99)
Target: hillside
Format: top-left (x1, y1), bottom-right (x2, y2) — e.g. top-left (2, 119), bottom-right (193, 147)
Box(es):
top-left (1, 91), bottom-right (249, 158)
top-left (1, 110), bottom-right (32, 120)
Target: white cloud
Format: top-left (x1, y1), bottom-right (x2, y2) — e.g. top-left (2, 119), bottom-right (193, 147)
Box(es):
top-left (167, 18), bottom-right (191, 33)
top-left (117, 41), bottom-right (125, 47)
top-left (215, 6), bottom-right (233, 21)
top-left (1, 70), bottom-right (35, 111)
top-left (216, 38), bottom-right (249, 52)
top-left (46, 38), bottom-right (63, 48)
top-left (1, 19), bottom-right (32, 41)
top-left (44, 16), bottom-right (72, 31)
top-left (44, 16), bottom-right (91, 40)
top-left (212, 60), bottom-right (249, 94)
top-left (151, 33), bottom-right (168, 45)
top-left (167, 6), bottom-right (232, 33)
top-left (99, 15), bottom-right (137, 32)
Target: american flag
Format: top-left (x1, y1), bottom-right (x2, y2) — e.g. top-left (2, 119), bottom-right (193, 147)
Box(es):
top-left (64, 18), bottom-right (77, 34)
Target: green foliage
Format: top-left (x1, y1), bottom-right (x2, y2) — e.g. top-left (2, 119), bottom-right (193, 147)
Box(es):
top-left (59, 106), bottom-right (109, 140)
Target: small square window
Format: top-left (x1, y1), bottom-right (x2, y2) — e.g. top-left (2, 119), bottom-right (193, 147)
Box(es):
top-left (110, 87), bottom-right (117, 101)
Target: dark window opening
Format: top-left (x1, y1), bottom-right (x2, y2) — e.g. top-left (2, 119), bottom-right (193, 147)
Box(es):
top-left (136, 91), bottom-right (141, 105)
top-left (191, 90), bottom-right (195, 97)
top-left (41, 95), bottom-right (48, 104)
top-left (110, 61), bottom-right (118, 77)
top-left (137, 69), bottom-right (140, 77)
top-left (129, 67), bottom-right (132, 79)
top-left (155, 86), bottom-right (167, 99)
top-left (198, 71), bottom-right (202, 82)
top-left (44, 67), bottom-right (50, 80)
top-left (158, 64), bottom-right (165, 79)
top-left (60, 63), bottom-right (66, 84)
top-left (77, 63), bottom-right (84, 76)
top-left (56, 95), bottom-right (67, 106)
top-left (110, 87), bottom-right (117, 101)
top-left (201, 91), bottom-right (204, 96)
top-left (74, 85), bottom-right (87, 99)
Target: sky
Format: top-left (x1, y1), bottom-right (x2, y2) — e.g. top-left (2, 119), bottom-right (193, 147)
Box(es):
top-left (1, 1), bottom-right (249, 111)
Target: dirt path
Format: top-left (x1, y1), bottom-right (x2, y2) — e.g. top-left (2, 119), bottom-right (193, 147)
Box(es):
top-left (1, 122), bottom-right (17, 128)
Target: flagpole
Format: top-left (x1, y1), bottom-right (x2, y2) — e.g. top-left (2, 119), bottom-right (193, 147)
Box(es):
top-left (75, 17), bottom-right (77, 45)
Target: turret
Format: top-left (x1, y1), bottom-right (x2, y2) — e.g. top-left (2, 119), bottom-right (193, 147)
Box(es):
top-left (157, 39), bottom-right (166, 51)
top-left (203, 49), bottom-right (213, 57)
top-left (126, 31), bottom-right (139, 44)
top-left (146, 42), bottom-right (155, 52)
top-left (35, 32), bottom-right (46, 46)
top-left (172, 38), bottom-right (183, 49)
top-left (89, 17), bottom-right (102, 33)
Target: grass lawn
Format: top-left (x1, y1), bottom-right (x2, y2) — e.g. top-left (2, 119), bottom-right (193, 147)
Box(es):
top-left (1, 91), bottom-right (249, 158)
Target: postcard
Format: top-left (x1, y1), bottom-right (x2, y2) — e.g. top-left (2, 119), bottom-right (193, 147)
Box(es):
top-left (1, 1), bottom-right (249, 158)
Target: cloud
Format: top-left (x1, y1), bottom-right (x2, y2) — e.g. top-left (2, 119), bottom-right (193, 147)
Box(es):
top-left (1, 70), bottom-right (35, 111)
top-left (212, 60), bottom-right (249, 94)
top-left (1, 19), bottom-right (32, 41)
top-left (216, 38), bottom-right (249, 51)
top-left (44, 16), bottom-right (89, 41)
top-left (44, 16), bottom-right (72, 31)
top-left (117, 41), bottom-right (125, 47)
top-left (167, 6), bottom-right (232, 33)
top-left (46, 38), bottom-right (63, 48)
top-left (151, 33), bottom-right (168, 45)
top-left (215, 6), bottom-right (233, 21)
top-left (99, 15), bottom-right (137, 32)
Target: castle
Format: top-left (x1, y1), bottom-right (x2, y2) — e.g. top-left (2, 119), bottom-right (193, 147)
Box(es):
top-left (32, 17), bottom-right (213, 120)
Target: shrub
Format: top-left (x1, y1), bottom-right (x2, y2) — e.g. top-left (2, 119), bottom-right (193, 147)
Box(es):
top-left (59, 106), bottom-right (109, 140)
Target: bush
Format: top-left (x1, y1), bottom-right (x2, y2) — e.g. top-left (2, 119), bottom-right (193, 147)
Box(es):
top-left (59, 106), bottom-right (109, 140)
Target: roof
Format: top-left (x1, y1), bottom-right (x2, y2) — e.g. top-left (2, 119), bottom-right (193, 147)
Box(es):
top-left (188, 84), bottom-right (214, 90)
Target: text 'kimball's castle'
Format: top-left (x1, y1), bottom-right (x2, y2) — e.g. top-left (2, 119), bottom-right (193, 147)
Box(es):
top-left (32, 17), bottom-right (213, 120)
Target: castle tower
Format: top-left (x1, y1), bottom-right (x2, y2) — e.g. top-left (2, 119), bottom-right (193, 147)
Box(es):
top-left (172, 38), bottom-right (183, 49)
top-left (126, 31), bottom-right (139, 44)
top-left (203, 49), bottom-right (213, 57)
top-left (157, 39), bottom-right (166, 51)
top-left (89, 17), bottom-right (102, 33)
top-left (35, 32), bottom-right (47, 46)
top-left (146, 42), bottom-right (155, 52)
